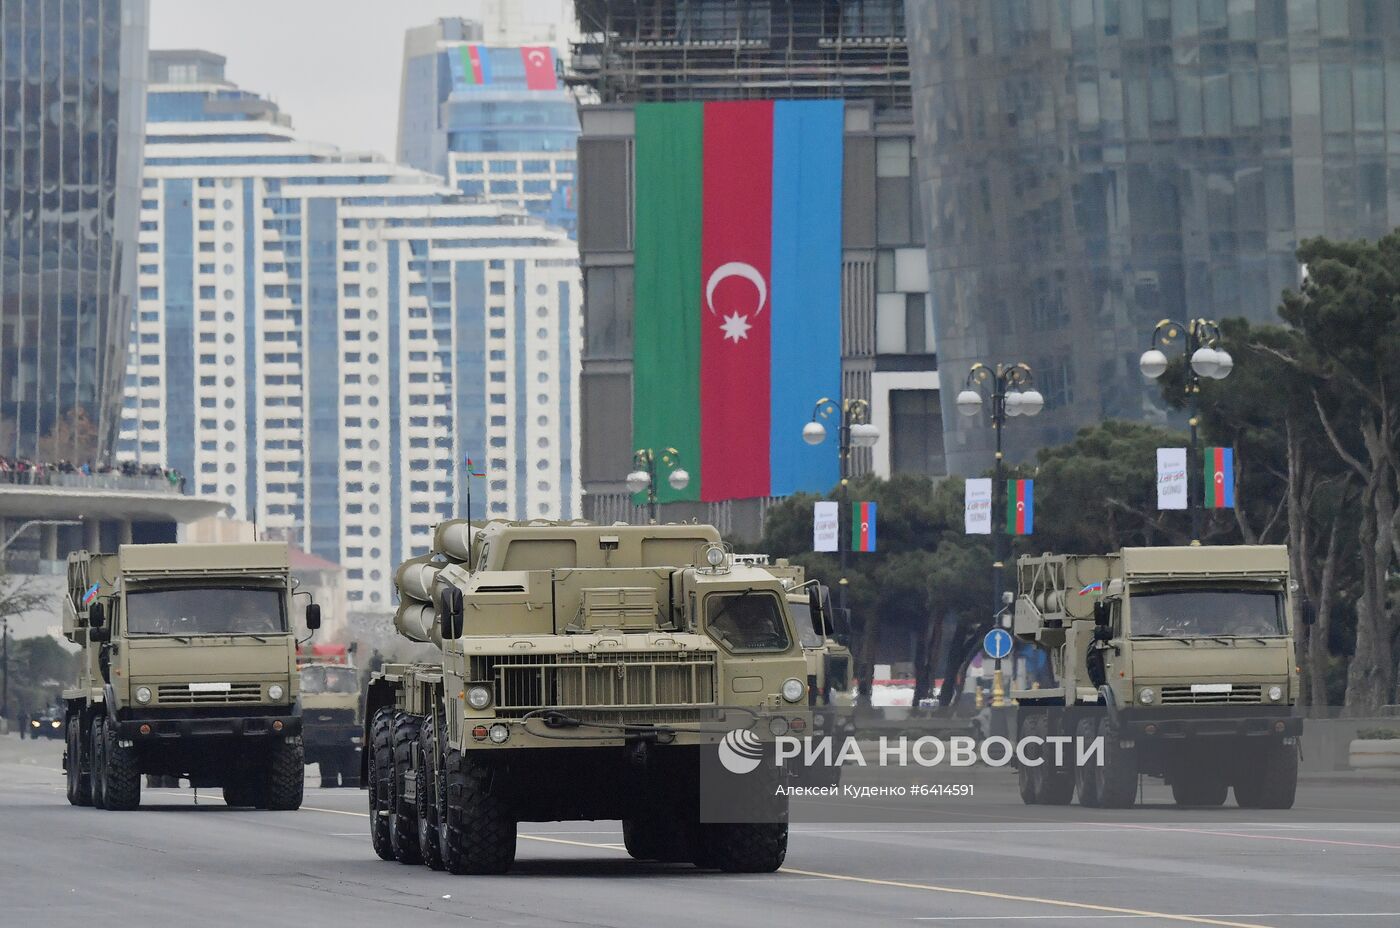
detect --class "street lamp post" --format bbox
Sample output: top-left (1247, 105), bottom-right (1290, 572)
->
top-left (625, 447), bottom-right (690, 525)
top-left (1138, 319), bottom-right (1233, 545)
top-left (956, 363), bottom-right (1044, 707)
top-left (803, 398), bottom-right (880, 631)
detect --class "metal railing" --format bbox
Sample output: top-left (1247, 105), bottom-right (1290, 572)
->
top-left (0, 471), bottom-right (185, 494)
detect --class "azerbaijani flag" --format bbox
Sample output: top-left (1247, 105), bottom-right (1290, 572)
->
top-left (465, 456), bottom-right (485, 478)
top-left (853, 501), bottom-right (877, 552)
top-left (1205, 446), bottom-right (1235, 508)
top-left (82, 582), bottom-right (99, 605)
top-left (1008, 479), bottom-right (1033, 535)
top-left (633, 100), bottom-right (844, 502)
top-left (455, 45), bottom-right (492, 86)
top-left (1079, 581), bottom-right (1103, 596)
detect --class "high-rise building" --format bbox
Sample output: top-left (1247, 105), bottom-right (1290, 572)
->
top-left (398, 18), bottom-right (580, 237)
top-left (0, 0), bottom-right (150, 459)
top-left (907, 2), bottom-right (1400, 474)
top-left (122, 52), bottom-right (581, 607)
top-left (571, 0), bottom-right (938, 539)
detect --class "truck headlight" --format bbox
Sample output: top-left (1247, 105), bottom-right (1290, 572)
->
top-left (466, 685), bottom-right (492, 710)
top-left (781, 678), bottom-right (806, 703)
top-left (135, 686), bottom-right (152, 705)
top-left (1138, 687), bottom-right (1155, 705)
top-left (268, 684), bottom-right (285, 702)
top-left (1267, 685), bottom-right (1284, 702)
top-left (487, 723), bottom-right (510, 744)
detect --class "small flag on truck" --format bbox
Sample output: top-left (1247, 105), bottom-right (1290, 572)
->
top-left (82, 582), bottom-right (99, 605)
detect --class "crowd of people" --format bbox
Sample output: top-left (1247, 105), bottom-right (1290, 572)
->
top-left (0, 457), bottom-right (185, 491)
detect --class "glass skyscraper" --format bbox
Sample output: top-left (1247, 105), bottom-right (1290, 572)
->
top-left (907, 1), bottom-right (1400, 474)
top-left (0, 0), bottom-right (149, 460)
top-left (398, 18), bottom-right (580, 237)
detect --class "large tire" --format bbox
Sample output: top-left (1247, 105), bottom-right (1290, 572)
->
top-left (1172, 769), bottom-right (1229, 807)
top-left (390, 713), bottom-right (423, 864)
top-left (622, 818), bottom-right (661, 860)
top-left (1235, 740), bottom-right (1298, 810)
top-left (264, 736), bottom-right (304, 811)
top-left (102, 718), bottom-right (141, 810)
top-left (1018, 712), bottom-right (1075, 806)
top-left (1074, 717), bottom-right (1100, 808)
top-left (340, 749), bottom-right (361, 788)
top-left (66, 718), bottom-right (91, 807)
top-left (441, 747), bottom-right (516, 875)
top-left (368, 707), bottom-right (396, 861)
top-left (1094, 716), bottom-right (1138, 809)
top-left (89, 718), bottom-right (107, 810)
top-left (623, 815), bottom-right (694, 863)
top-left (416, 717), bottom-right (446, 871)
top-left (698, 822), bottom-right (787, 873)
top-left (222, 779), bottom-right (260, 808)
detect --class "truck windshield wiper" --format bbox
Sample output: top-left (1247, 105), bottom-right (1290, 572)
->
top-left (708, 587), bottom-right (757, 627)
top-left (1135, 634), bottom-right (1193, 646)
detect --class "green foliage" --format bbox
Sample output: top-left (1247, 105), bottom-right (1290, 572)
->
top-left (4, 635), bottom-right (76, 721)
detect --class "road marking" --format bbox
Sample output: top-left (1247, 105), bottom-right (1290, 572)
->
top-left (1103, 822), bottom-right (1400, 851)
top-left (780, 868), bottom-right (1279, 928)
top-left (912, 917), bottom-right (1400, 922)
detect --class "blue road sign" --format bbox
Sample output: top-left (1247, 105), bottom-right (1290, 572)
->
top-left (983, 627), bottom-right (1013, 661)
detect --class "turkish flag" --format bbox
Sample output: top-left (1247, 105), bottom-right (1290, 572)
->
top-left (520, 47), bottom-right (556, 90)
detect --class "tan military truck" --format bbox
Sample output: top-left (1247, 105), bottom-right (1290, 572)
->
top-left (363, 520), bottom-right (810, 875)
top-left (298, 646), bottom-right (362, 788)
top-left (61, 543), bottom-right (320, 811)
top-left (1011, 545), bottom-right (1300, 809)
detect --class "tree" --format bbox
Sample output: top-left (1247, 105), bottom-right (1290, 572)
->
top-left (1274, 235), bottom-right (1400, 712)
top-left (0, 572), bottom-right (62, 723)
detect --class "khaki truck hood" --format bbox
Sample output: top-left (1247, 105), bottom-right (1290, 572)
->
top-left (124, 637), bottom-right (295, 681)
top-left (1130, 638), bottom-right (1292, 686)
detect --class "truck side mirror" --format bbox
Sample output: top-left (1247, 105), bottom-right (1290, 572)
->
top-left (830, 605), bottom-right (852, 646)
top-left (1093, 600), bottom-right (1109, 626)
top-left (89, 626), bottom-right (111, 643)
top-left (1093, 624), bottom-right (1114, 642)
top-left (305, 603), bottom-right (322, 631)
top-left (808, 585), bottom-right (827, 637)
top-left (88, 602), bottom-right (106, 629)
top-left (440, 586), bottom-right (464, 641)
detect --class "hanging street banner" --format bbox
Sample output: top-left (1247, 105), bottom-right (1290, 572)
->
top-left (1007, 479), bottom-right (1034, 535)
top-left (853, 501), bottom-right (877, 552)
top-left (1157, 447), bottom-right (1188, 510)
top-left (1205, 446), bottom-right (1236, 508)
top-left (965, 478), bottom-right (992, 534)
top-left (813, 500), bottom-right (839, 552)
top-left (632, 100), bottom-right (845, 503)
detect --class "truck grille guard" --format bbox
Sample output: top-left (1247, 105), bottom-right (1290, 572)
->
top-left (471, 650), bottom-right (720, 716)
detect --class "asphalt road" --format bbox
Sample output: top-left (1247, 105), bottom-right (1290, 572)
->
top-left (2, 733), bottom-right (1399, 928)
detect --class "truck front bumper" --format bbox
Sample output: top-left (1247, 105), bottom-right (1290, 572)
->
top-left (117, 710), bottom-right (301, 740)
top-left (302, 723), bottom-right (360, 750)
top-left (1117, 707), bottom-right (1301, 740)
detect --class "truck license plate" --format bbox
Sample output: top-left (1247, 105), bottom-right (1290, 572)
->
top-left (189, 682), bottom-right (232, 693)
top-left (1190, 683), bottom-right (1233, 694)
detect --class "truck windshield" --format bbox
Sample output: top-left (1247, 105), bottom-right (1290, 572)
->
top-left (301, 665), bottom-right (359, 694)
top-left (788, 602), bottom-right (824, 648)
top-left (705, 591), bottom-right (791, 651)
top-left (126, 587), bottom-right (286, 636)
top-left (1129, 589), bottom-right (1284, 638)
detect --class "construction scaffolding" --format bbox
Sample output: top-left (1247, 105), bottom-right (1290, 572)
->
top-left (570, 0), bottom-right (910, 110)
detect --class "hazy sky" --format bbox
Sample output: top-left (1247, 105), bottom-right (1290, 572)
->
top-left (149, 0), bottom-right (570, 162)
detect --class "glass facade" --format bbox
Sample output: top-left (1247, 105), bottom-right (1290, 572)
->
top-left (0, 0), bottom-right (149, 459)
top-left (907, 0), bottom-right (1400, 474)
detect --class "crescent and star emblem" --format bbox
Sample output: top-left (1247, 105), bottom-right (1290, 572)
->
top-left (526, 49), bottom-right (548, 66)
top-left (705, 261), bottom-right (767, 343)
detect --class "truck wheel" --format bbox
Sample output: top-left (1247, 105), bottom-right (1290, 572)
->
top-left (697, 823), bottom-right (787, 873)
top-left (102, 718), bottom-right (142, 811)
top-left (1074, 717), bottom-right (1100, 807)
top-left (1171, 770), bottom-right (1228, 807)
top-left (318, 756), bottom-right (338, 789)
top-left (1018, 712), bottom-right (1075, 805)
top-left (416, 717), bottom-right (445, 871)
top-left (441, 747), bottom-right (516, 874)
top-left (368, 707), bottom-right (396, 861)
top-left (1094, 717), bottom-right (1138, 809)
top-left (341, 749), bottom-right (360, 788)
top-left (1234, 740), bottom-right (1298, 810)
top-left (622, 818), bottom-right (661, 860)
top-left (264, 736), bottom-right (305, 811)
top-left (222, 779), bottom-right (259, 807)
top-left (89, 718), bottom-right (108, 810)
top-left (390, 713), bottom-right (423, 864)
top-left (66, 718), bottom-right (92, 807)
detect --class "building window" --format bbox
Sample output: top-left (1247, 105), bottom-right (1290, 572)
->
top-left (889, 390), bottom-right (945, 477)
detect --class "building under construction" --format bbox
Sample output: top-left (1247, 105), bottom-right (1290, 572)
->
top-left (570, 0), bottom-right (909, 110)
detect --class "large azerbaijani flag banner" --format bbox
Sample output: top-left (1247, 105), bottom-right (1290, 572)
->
top-left (633, 100), bottom-right (844, 503)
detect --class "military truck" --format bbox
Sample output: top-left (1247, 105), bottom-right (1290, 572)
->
top-left (298, 646), bottom-right (362, 788)
top-left (61, 543), bottom-right (320, 811)
top-left (1011, 545), bottom-right (1300, 809)
top-left (734, 556), bottom-right (852, 713)
top-left (363, 520), bottom-right (810, 875)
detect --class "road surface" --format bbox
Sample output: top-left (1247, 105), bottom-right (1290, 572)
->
top-left (2, 734), bottom-right (1398, 927)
